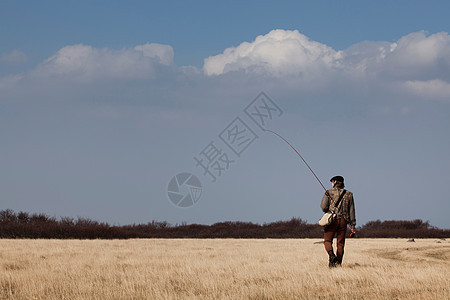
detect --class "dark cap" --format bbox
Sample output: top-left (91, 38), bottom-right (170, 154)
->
top-left (330, 175), bottom-right (344, 183)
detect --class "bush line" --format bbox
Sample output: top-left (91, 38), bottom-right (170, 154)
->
top-left (0, 209), bottom-right (448, 239)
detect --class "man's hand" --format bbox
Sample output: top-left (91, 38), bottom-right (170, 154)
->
top-left (349, 227), bottom-right (356, 238)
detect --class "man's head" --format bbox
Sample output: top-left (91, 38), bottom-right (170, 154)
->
top-left (330, 175), bottom-right (344, 188)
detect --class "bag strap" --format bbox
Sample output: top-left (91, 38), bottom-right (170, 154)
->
top-left (333, 189), bottom-right (346, 213)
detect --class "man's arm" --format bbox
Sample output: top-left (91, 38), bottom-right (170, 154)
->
top-left (349, 195), bottom-right (356, 229)
top-left (320, 193), bottom-right (330, 212)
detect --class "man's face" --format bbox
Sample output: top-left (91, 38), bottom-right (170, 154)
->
top-left (331, 180), bottom-right (336, 188)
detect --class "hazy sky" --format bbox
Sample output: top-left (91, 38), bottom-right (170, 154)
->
top-left (1, 1), bottom-right (449, 228)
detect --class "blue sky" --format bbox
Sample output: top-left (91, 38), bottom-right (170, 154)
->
top-left (1, 1), bottom-right (450, 228)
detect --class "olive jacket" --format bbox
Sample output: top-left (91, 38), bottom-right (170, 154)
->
top-left (320, 187), bottom-right (356, 228)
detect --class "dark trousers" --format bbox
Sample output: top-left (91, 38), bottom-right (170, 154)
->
top-left (324, 217), bottom-right (348, 262)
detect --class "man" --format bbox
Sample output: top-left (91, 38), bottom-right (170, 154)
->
top-left (320, 175), bottom-right (356, 267)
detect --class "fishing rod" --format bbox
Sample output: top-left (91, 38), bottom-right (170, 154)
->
top-left (263, 128), bottom-right (332, 201)
top-left (264, 128), bottom-right (356, 235)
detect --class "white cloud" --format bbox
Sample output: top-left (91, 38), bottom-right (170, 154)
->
top-left (337, 31), bottom-right (450, 80)
top-left (0, 43), bottom-right (176, 100)
top-left (336, 41), bottom-right (393, 75)
top-left (134, 43), bottom-right (174, 65)
top-left (204, 30), bottom-right (450, 81)
top-left (30, 43), bottom-right (174, 82)
top-left (203, 29), bottom-right (450, 101)
top-left (382, 31), bottom-right (450, 80)
top-left (1, 30), bottom-right (450, 103)
top-left (403, 79), bottom-right (450, 101)
top-left (203, 29), bottom-right (338, 77)
top-left (390, 31), bottom-right (450, 67)
top-left (0, 50), bottom-right (27, 63)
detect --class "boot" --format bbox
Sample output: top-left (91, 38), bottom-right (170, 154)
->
top-left (336, 252), bottom-right (343, 266)
top-left (328, 250), bottom-right (337, 268)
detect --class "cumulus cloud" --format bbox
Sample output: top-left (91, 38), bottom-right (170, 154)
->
top-left (381, 31), bottom-right (450, 81)
top-left (204, 30), bottom-right (450, 79)
top-left (30, 43), bottom-right (174, 82)
top-left (203, 29), bottom-right (338, 77)
top-left (0, 50), bottom-right (28, 63)
top-left (203, 29), bottom-right (450, 100)
top-left (134, 43), bottom-right (174, 65)
top-left (0, 43), bottom-right (177, 100)
top-left (403, 79), bottom-right (450, 100)
top-left (336, 41), bottom-right (393, 74)
top-left (1, 30), bottom-right (450, 102)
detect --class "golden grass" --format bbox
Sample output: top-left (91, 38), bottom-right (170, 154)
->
top-left (0, 238), bottom-right (449, 299)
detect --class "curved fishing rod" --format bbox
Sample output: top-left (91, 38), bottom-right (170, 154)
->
top-left (263, 128), bottom-right (332, 200)
top-left (264, 128), bottom-right (357, 233)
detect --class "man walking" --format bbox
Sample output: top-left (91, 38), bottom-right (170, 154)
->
top-left (320, 176), bottom-right (356, 267)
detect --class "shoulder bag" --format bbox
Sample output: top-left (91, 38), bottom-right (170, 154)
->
top-left (318, 190), bottom-right (346, 226)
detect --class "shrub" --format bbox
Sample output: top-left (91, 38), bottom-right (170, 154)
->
top-left (0, 210), bottom-right (448, 239)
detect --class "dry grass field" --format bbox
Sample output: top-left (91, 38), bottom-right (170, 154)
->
top-left (0, 238), bottom-right (449, 299)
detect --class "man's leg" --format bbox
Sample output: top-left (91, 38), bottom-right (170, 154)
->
top-left (335, 218), bottom-right (348, 265)
top-left (324, 221), bottom-right (338, 267)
